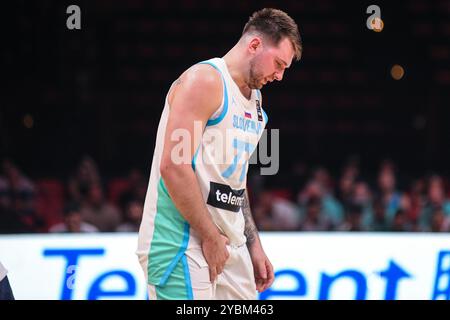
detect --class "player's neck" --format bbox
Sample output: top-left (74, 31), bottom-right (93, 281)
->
top-left (223, 48), bottom-right (252, 99)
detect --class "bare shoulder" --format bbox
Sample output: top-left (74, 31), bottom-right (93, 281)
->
top-left (168, 63), bottom-right (223, 108)
top-left (183, 63), bottom-right (222, 89)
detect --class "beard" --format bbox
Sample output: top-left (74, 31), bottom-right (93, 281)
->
top-left (247, 58), bottom-right (265, 90)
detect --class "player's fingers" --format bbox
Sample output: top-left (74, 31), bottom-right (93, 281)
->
top-left (266, 261), bottom-right (275, 285)
top-left (256, 278), bottom-right (264, 292)
top-left (262, 279), bottom-right (271, 292)
top-left (259, 262), bottom-right (274, 292)
top-left (258, 276), bottom-right (269, 292)
top-left (209, 266), bottom-right (217, 283)
top-left (217, 264), bottom-right (224, 275)
top-left (260, 265), bottom-right (267, 280)
top-left (220, 234), bottom-right (230, 245)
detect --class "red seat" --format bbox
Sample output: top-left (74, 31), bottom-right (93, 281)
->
top-left (35, 179), bottom-right (65, 232)
top-left (108, 178), bottom-right (130, 205)
top-left (271, 189), bottom-right (293, 201)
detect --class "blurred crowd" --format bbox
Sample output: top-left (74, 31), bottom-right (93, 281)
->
top-left (251, 159), bottom-right (450, 232)
top-left (0, 157), bottom-right (449, 234)
top-left (0, 156), bottom-right (146, 234)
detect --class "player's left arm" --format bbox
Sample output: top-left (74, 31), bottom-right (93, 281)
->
top-left (243, 189), bottom-right (274, 292)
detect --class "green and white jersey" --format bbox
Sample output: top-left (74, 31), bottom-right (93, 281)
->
top-left (137, 58), bottom-right (268, 288)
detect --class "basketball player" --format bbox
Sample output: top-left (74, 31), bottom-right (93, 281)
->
top-left (137, 8), bottom-right (302, 300)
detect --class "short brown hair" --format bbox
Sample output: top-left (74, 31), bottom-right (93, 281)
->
top-left (242, 8), bottom-right (302, 61)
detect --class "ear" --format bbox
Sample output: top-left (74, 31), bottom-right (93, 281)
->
top-left (248, 36), bottom-right (263, 54)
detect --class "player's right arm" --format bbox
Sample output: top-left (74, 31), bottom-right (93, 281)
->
top-left (159, 64), bottom-right (229, 283)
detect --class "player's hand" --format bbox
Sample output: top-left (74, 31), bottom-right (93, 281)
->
top-left (249, 246), bottom-right (274, 292)
top-left (201, 233), bottom-right (230, 283)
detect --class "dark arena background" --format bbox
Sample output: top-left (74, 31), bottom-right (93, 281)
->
top-left (1, 0), bottom-right (450, 300)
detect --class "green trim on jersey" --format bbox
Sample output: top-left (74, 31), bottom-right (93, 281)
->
top-left (147, 177), bottom-right (190, 287)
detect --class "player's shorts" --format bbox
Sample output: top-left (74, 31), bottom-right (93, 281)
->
top-left (142, 243), bottom-right (257, 300)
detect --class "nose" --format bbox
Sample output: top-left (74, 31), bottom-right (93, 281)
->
top-left (274, 70), bottom-right (284, 81)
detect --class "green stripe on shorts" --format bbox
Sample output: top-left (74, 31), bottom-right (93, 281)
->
top-left (155, 254), bottom-right (193, 300)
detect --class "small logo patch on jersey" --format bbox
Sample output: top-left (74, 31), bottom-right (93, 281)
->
top-left (256, 100), bottom-right (263, 122)
top-left (244, 112), bottom-right (252, 119)
top-left (207, 182), bottom-right (245, 212)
